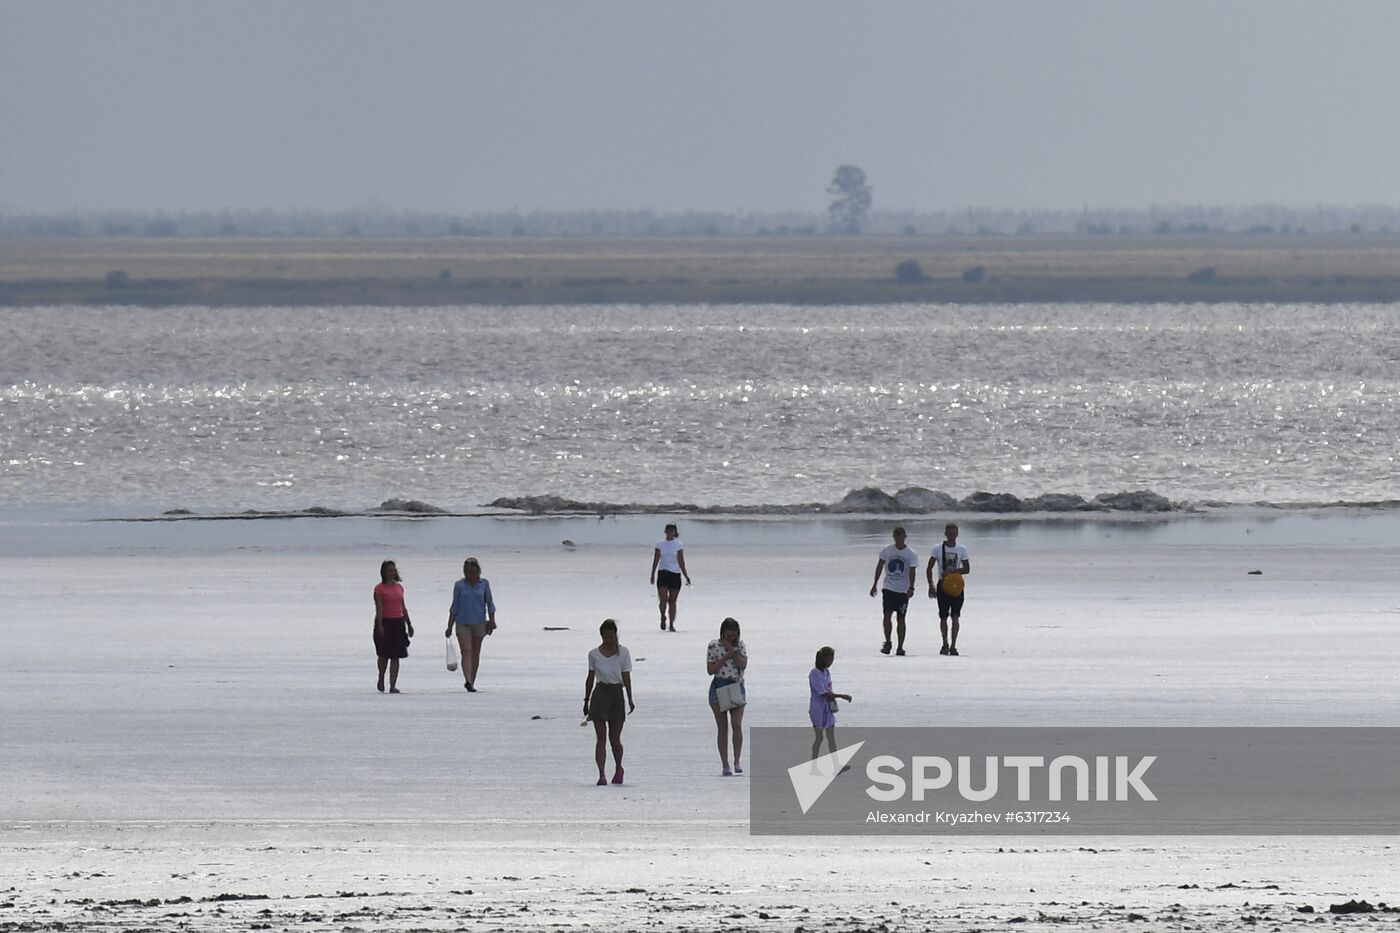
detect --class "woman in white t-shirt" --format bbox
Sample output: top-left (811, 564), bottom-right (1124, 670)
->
top-left (584, 618), bottom-right (635, 786)
top-left (706, 617), bottom-right (748, 776)
top-left (649, 522), bottom-right (691, 631)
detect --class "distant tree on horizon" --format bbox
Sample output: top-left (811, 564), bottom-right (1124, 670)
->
top-left (827, 164), bottom-right (872, 235)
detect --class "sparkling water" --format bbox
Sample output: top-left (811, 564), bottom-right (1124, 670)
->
top-left (3, 303), bottom-right (1398, 512)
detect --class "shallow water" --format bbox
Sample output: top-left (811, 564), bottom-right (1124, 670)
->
top-left (3, 303), bottom-right (1399, 511)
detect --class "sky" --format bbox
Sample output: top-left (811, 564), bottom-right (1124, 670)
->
top-left (5, 0), bottom-right (1400, 215)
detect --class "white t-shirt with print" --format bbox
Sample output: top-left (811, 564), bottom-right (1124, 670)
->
top-left (934, 543), bottom-right (970, 579)
top-left (879, 544), bottom-right (918, 594)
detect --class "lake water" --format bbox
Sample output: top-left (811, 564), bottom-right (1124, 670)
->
top-left (3, 303), bottom-right (1398, 513)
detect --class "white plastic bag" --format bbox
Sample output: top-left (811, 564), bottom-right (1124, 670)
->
top-left (446, 635), bottom-right (460, 672)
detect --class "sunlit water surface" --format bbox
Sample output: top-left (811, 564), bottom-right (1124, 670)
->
top-left (2, 303), bottom-right (1398, 512)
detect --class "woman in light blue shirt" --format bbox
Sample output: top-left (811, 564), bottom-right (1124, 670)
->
top-left (445, 557), bottom-right (496, 692)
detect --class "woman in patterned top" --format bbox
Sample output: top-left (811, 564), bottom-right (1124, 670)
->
top-left (706, 617), bottom-right (748, 776)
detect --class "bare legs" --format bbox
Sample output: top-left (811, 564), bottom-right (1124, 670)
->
top-left (657, 586), bottom-right (679, 631)
top-left (880, 611), bottom-right (907, 652)
top-left (729, 706), bottom-right (744, 771)
top-left (593, 720), bottom-right (607, 781)
top-left (593, 719), bottom-right (625, 784)
top-left (455, 629), bottom-right (485, 688)
top-left (376, 656), bottom-right (400, 693)
top-left (939, 616), bottom-right (960, 652)
top-left (811, 725), bottom-right (837, 759)
top-left (711, 703), bottom-right (745, 772)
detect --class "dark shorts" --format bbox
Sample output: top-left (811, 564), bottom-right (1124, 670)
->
top-left (589, 683), bottom-right (627, 724)
top-left (936, 584), bottom-right (966, 620)
top-left (657, 570), bottom-right (683, 592)
top-left (881, 589), bottom-right (910, 616)
top-left (373, 616), bottom-right (410, 659)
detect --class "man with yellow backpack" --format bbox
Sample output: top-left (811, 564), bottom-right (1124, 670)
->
top-left (927, 523), bottom-right (971, 656)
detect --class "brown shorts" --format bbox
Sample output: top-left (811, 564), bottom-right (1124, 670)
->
top-left (588, 683), bottom-right (627, 723)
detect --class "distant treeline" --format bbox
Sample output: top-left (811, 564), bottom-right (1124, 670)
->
top-left (4, 204), bottom-right (1400, 238)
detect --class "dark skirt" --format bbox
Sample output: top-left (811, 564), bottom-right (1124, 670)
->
top-left (374, 616), bottom-right (410, 659)
top-left (589, 683), bottom-right (626, 724)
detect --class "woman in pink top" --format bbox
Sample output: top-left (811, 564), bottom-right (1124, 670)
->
top-left (373, 559), bottom-right (414, 693)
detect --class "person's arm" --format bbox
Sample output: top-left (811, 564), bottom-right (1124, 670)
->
top-left (650, 547), bottom-right (660, 584)
top-left (677, 548), bottom-right (690, 584)
top-left (374, 589), bottom-right (384, 634)
top-left (927, 553), bottom-right (937, 596)
top-left (445, 581), bottom-right (457, 637)
top-left (870, 559), bottom-right (885, 596)
top-left (706, 643), bottom-right (724, 675)
top-left (622, 670), bottom-right (635, 712)
top-left (583, 669), bottom-right (595, 716)
top-left (734, 643), bottom-right (748, 673)
top-left (906, 562), bottom-right (916, 596)
top-left (402, 594), bottom-right (413, 637)
top-left (960, 554), bottom-right (971, 575)
top-left (484, 581), bottom-right (497, 632)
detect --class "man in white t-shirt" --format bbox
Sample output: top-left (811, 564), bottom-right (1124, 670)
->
top-left (869, 525), bottom-right (918, 656)
top-left (649, 522), bottom-right (691, 632)
top-left (926, 522), bottom-right (971, 656)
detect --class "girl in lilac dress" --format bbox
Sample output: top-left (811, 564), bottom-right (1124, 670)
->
top-left (809, 646), bottom-right (852, 760)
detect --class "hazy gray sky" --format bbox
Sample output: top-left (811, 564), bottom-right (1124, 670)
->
top-left (5, 1), bottom-right (1400, 215)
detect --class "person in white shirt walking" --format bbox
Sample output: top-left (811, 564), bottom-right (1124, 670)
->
top-left (869, 525), bottom-right (918, 656)
top-left (584, 618), bottom-right (635, 785)
top-left (649, 523), bottom-right (691, 631)
top-left (927, 523), bottom-right (972, 656)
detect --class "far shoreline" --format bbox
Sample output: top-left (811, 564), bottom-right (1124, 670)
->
top-left (7, 233), bottom-right (1400, 306)
top-left (89, 500), bottom-right (1400, 523)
